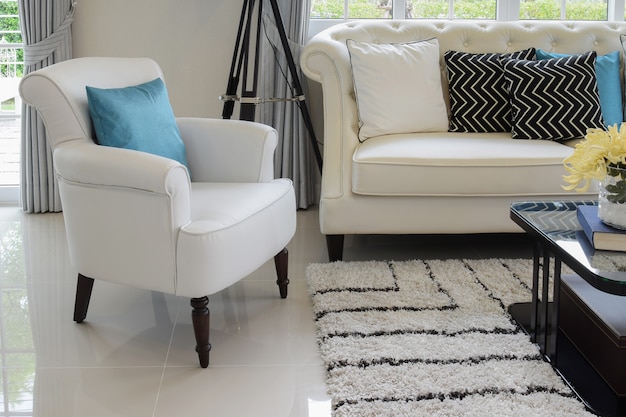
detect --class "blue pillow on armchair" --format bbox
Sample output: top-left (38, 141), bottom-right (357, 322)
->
top-left (536, 49), bottom-right (623, 128)
top-left (86, 78), bottom-right (190, 172)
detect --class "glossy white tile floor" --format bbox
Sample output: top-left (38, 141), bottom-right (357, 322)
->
top-left (0, 205), bottom-right (532, 417)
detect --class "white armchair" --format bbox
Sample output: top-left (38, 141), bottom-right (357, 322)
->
top-left (19, 57), bottom-right (296, 368)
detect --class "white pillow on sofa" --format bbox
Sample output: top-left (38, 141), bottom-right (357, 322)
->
top-left (347, 38), bottom-right (449, 141)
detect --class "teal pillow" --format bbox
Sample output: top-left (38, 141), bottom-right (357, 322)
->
top-left (86, 78), bottom-right (190, 172)
top-left (536, 49), bottom-right (623, 128)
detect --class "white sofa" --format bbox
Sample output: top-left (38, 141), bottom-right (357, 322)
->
top-left (301, 20), bottom-right (626, 261)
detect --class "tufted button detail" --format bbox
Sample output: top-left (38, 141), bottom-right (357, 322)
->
top-left (463, 42), bottom-right (469, 47)
top-left (507, 41), bottom-right (512, 47)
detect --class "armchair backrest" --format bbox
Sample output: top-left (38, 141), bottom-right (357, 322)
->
top-left (19, 57), bottom-right (164, 149)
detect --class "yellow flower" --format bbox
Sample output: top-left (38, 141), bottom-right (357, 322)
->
top-left (563, 123), bottom-right (626, 192)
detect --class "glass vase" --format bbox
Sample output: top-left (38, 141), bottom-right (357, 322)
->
top-left (598, 165), bottom-right (626, 229)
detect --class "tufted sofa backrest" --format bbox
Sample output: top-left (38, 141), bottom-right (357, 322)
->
top-left (303, 20), bottom-right (626, 105)
top-left (321, 20), bottom-right (624, 54)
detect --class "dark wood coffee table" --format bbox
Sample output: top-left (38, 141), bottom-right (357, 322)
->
top-left (510, 200), bottom-right (626, 417)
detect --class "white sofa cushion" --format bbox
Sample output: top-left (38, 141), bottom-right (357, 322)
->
top-left (346, 38), bottom-right (449, 141)
top-left (352, 132), bottom-right (578, 196)
top-left (177, 179), bottom-right (296, 297)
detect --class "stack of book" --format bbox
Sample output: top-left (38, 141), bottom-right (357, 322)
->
top-left (577, 205), bottom-right (626, 252)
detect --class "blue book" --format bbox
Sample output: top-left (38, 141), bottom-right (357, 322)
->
top-left (577, 205), bottom-right (626, 251)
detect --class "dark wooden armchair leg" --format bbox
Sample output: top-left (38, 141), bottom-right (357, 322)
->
top-left (326, 234), bottom-right (345, 262)
top-left (274, 248), bottom-right (289, 299)
top-left (74, 273), bottom-right (95, 323)
top-left (191, 296), bottom-right (211, 368)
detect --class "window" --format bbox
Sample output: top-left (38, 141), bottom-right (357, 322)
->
top-left (311, 0), bottom-right (620, 21)
top-left (411, 0), bottom-right (497, 19)
top-left (0, 0), bottom-right (22, 203)
top-left (520, 0), bottom-right (608, 20)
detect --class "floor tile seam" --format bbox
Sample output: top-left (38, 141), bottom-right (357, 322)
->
top-left (159, 363), bottom-right (324, 369)
top-left (29, 365), bottom-right (168, 370)
top-left (154, 296), bottom-right (184, 417)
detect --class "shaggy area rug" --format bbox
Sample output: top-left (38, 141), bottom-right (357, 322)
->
top-left (306, 258), bottom-right (596, 417)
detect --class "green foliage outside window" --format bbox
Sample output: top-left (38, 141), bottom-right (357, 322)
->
top-left (520, 0), bottom-right (607, 20)
top-left (349, 0), bottom-right (387, 18)
top-left (311, 0), bottom-right (608, 20)
top-left (310, 0), bottom-right (342, 18)
top-left (411, 0), bottom-right (448, 18)
top-left (565, 0), bottom-right (607, 20)
top-left (519, 0), bottom-right (560, 19)
top-left (454, 0), bottom-right (496, 19)
top-left (0, 0), bottom-right (23, 78)
top-left (0, 1), bottom-right (19, 42)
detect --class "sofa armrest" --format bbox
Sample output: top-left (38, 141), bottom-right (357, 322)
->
top-left (301, 30), bottom-right (361, 200)
top-left (176, 117), bottom-right (278, 183)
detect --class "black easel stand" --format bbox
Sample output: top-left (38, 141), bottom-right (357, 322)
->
top-left (221, 0), bottom-right (323, 172)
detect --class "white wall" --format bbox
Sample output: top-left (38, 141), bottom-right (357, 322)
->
top-left (72, 0), bottom-right (242, 118)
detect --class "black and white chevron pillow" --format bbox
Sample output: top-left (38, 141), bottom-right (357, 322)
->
top-left (503, 51), bottom-right (604, 140)
top-left (445, 48), bottom-right (535, 133)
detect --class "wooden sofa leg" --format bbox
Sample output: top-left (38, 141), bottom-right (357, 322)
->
top-left (191, 296), bottom-right (211, 368)
top-left (74, 273), bottom-right (95, 323)
top-left (326, 234), bottom-right (345, 262)
top-left (274, 248), bottom-right (289, 299)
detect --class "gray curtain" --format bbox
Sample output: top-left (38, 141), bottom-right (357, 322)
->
top-left (259, 0), bottom-right (317, 209)
top-left (18, 0), bottom-right (75, 213)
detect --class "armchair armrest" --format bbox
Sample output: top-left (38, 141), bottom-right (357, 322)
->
top-left (54, 139), bottom-right (191, 196)
top-left (176, 118), bottom-right (277, 183)
top-left (53, 139), bottom-right (192, 294)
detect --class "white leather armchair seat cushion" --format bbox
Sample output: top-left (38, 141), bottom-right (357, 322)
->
top-left (176, 179), bottom-right (296, 298)
top-left (352, 132), bottom-right (578, 196)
